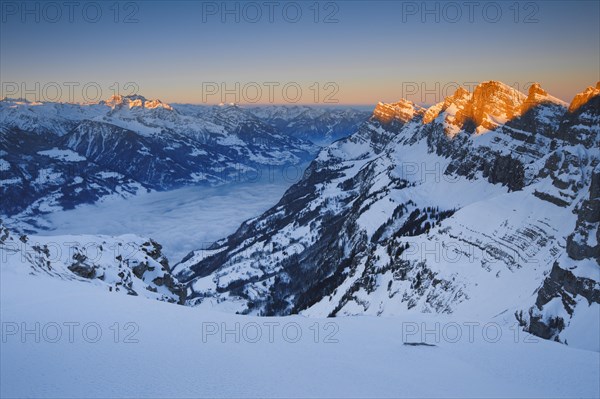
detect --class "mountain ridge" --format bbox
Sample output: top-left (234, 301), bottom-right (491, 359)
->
top-left (1, 98), bottom-right (367, 224)
top-left (175, 80), bottom-right (600, 350)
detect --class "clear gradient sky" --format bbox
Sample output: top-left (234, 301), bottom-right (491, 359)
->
top-left (1, 0), bottom-right (599, 105)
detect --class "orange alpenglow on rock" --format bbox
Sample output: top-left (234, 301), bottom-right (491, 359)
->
top-left (372, 80), bottom-right (599, 140)
top-left (422, 81), bottom-right (526, 136)
top-left (373, 99), bottom-right (421, 124)
top-left (421, 86), bottom-right (472, 134)
top-left (521, 83), bottom-right (568, 114)
top-left (104, 94), bottom-right (174, 111)
top-left (469, 81), bottom-right (526, 131)
top-left (521, 83), bottom-right (548, 114)
top-left (568, 82), bottom-right (600, 113)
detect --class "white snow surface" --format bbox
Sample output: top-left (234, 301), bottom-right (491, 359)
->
top-left (37, 148), bottom-right (87, 162)
top-left (1, 270), bottom-right (599, 399)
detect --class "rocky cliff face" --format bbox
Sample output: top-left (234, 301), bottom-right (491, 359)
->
top-left (518, 165), bottom-right (600, 345)
top-left (568, 82), bottom-right (600, 113)
top-left (558, 82), bottom-right (600, 149)
top-left (373, 99), bottom-right (422, 125)
top-left (176, 81), bottom-right (599, 350)
top-left (422, 86), bottom-right (472, 135)
top-left (467, 81), bottom-right (525, 131)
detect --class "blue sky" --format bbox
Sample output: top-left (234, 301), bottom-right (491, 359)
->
top-left (1, 0), bottom-right (599, 104)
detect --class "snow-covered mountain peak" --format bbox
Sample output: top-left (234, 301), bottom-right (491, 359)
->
top-left (423, 80), bottom-right (546, 136)
top-left (469, 80), bottom-right (526, 131)
top-left (104, 94), bottom-right (174, 111)
top-left (209, 102), bottom-right (258, 125)
top-left (422, 86), bottom-right (472, 128)
top-left (373, 99), bottom-right (421, 124)
top-left (380, 81), bottom-right (571, 139)
top-left (472, 80), bottom-right (525, 100)
top-left (522, 83), bottom-right (568, 112)
top-left (0, 97), bottom-right (38, 106)
top-left (528, 82), bottom-right (548, 97)
top-left (447, 86), bottom-right (473, 105)
top-left (568, 81), bottom-right (600, 112)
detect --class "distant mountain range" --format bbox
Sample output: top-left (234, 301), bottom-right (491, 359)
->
top-left (174, 81), bottom-right (600, 350)
top-left (0, 96), bottom-right (369, 225)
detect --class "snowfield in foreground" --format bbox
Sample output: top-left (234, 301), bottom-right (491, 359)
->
top-left (1, 270), bottom-right (598, 398)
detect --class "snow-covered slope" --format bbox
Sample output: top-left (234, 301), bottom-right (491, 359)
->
top-left (0, 127), bottom-right (149, 224)
top-left (0, 223), bottom-right (185, 303)
top-left (2, 268), bottom-right (599, 398)
top-left (0, 98), bottom-right (105, 136)
top-left (176, 81), bottom-right (600, 350)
